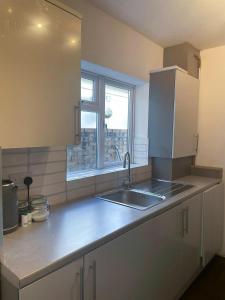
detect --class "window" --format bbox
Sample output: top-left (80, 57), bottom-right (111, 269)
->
top-left (104, 84), bottom-right (130, 166)
top-left (81, 77), bottom-right (96, 102)
top-left (67, 72), bottom-right (135, 177)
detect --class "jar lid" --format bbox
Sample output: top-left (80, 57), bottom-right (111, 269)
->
top-left (31, 195), bottom-right (48, 206)
top-left (18, 200), bottom-right (28, 209)
top-left (2, 179), bottom-right (15, 187)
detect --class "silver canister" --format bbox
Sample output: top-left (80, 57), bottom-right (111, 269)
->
top-left (2, 180), bottom-right (18, 234)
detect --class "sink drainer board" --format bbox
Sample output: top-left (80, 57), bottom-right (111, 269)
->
top-left (134, 180), bottom-right (194, 198)
top-left (97, 180), bottom-right (194, 210)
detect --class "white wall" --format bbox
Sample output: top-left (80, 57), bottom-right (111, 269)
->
top-left (197, 46), bottom-right (225, 169)
top-left (61, 0), bottom-right (163, 164)
top-left (197, 45), bottom-right (225, 255)
top-left (133, 83), bottom-right (150, 164)
top-left (135, 83), bottom-right (150, 138)
top-left (61, 0), bottom-right (163, 81)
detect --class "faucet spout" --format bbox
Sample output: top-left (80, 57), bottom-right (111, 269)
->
top-left (123, 152), bottom-right (131, 188)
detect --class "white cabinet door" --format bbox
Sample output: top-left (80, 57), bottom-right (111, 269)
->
top-left (202, 183), bottom-right (224, 266)
top-left (178, 193), bottom-right (202, 289)
top-left (173, 70), bottom-right (199, 158)
top-left (0, 0), bottom-right (81, 148)
top-left (84, 205), bottom-right (182, 300)
top-left (19, 258), bottom-right (83, 300)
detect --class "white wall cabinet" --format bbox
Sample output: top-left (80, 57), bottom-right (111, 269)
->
top-left (19, 258), bottom-right (83, 300)
top-left (0, 0), bottom-right (81, 148)
top-left (173, 70), bottom-right (199, 158)
top-left (149, 67), bottom-right (199, 158)
top-left (202, 183), bottom-right (224, 266)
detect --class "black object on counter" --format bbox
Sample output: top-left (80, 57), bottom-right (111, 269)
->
top-left (24, 177), bottom-right (33, 209)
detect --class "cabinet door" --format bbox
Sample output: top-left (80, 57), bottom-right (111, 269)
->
top-left (19, 258), bottom-right (83, 300)
top-left (84, 205), bottom-right (182, 300)
top-left (173, 70), bottom-right (199, 158)
top-left (149, 69), bottom-right (176, 158)
top-left (179, 193), bottom-right (202, 288)
top-left (0, 0), bottom-right (81, 148)
top-left (202, 183), bottom-right (224, 266)
top-left (0, 148), bottom-right (2, 246)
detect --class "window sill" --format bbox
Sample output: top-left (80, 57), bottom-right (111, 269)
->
top-left (67, 163), bottom-right (148, 182)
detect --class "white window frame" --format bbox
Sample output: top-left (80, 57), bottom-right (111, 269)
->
top-left (80, 70), bottom-right (135, 170)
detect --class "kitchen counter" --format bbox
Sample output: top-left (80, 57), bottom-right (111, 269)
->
top-left (1, 175), bottom-right (220, 289)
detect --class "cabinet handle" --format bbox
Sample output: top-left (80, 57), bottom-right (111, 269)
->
top-left (181, 209), bottom-right (185, 238)
top-left (185, 208), bottom-right (189, 235)
top-left (89, 261), bottom-right (96, 300)
top-left (74, 105), bottom-right (81, 144)
top-left (183, 208), bottom-right (189, 235)
top-left (75, 267), bottom-right (84, 300)
top-left (80, 267), bottom-right (84, 300)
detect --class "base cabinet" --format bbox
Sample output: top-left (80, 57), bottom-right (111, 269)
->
top-left (178, 194), bottom-right (202, 291)
top-left (4, 188), bottom-right (220, 300)
top-left (83, 193), bottom-right (202, 300)
top-left (19, 258), bottom-right (83, 300)
top-left (202, 183), bottom-right (224, 266)
top-left (84, 206), bottom-right (181, 300)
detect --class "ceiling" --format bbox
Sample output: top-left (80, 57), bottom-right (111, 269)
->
top-left (88, 0), bottom-right (225, 50)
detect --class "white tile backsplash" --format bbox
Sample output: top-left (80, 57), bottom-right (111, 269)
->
top-left (95, 179), bottom-right (117, 194)
top-left (67, 177), bottom-right (95, 191)
top-left (2, 153), bottom-right (28, 167)
top-left (29, 150), bottom-right (66, 164)
top-left (3, 165), bottom-right (28, 179)
top-left (2, 147), bottom-right (151, 206)
top-left (67, 185), bottom-right (96, 202)
top-left (48, 192), bottom-right (67, 206)
top-left (29, 161), bottom-right (66, 176)
top-left (2, 148), bottom-right (67, 204)
top-left (95, 172), bottom-right (118, 184)
top-left (31, 182), bottom-right (66, 197)
top-left (31, 172), bottom-right (66, 188)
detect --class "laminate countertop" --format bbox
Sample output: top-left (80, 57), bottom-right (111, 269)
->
top-left (1, 175), bottom-right (221, 289)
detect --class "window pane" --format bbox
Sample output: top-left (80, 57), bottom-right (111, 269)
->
top-left (104, 84), bottom-right (130, 165)
top-left (67, 111), bottom-right (97, 175)
top-left (81, 77), bottom-right (95, 102)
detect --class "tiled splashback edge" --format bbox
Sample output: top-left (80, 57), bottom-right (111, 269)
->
top-left (2, 147), bottom-right (151, 206)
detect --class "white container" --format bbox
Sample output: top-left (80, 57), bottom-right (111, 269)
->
top-left (21, 215), bottom-right (28, 227)
top-left (32, 209), bottom-right (49, 222)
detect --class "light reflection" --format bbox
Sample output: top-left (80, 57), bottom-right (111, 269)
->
top-left (37, 23), bottom-right (43, 29)
top-left (28, 19), bottom-right (48, 36)
top-left (7, 7), bottom-right (13, 14)
top-left (69, 38), bottom-right (78, 47)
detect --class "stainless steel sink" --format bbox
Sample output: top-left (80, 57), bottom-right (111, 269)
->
top-left (133, 180), bottom-right (194, 198)
top-left (98, 189), bottom-right (165, 210)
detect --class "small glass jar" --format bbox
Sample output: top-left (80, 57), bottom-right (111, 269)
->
top-left (30, 195), bottom-right (49, 222)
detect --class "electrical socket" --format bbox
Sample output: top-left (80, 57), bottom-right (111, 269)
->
top-left (9, 172), bottom-right (33, 188)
